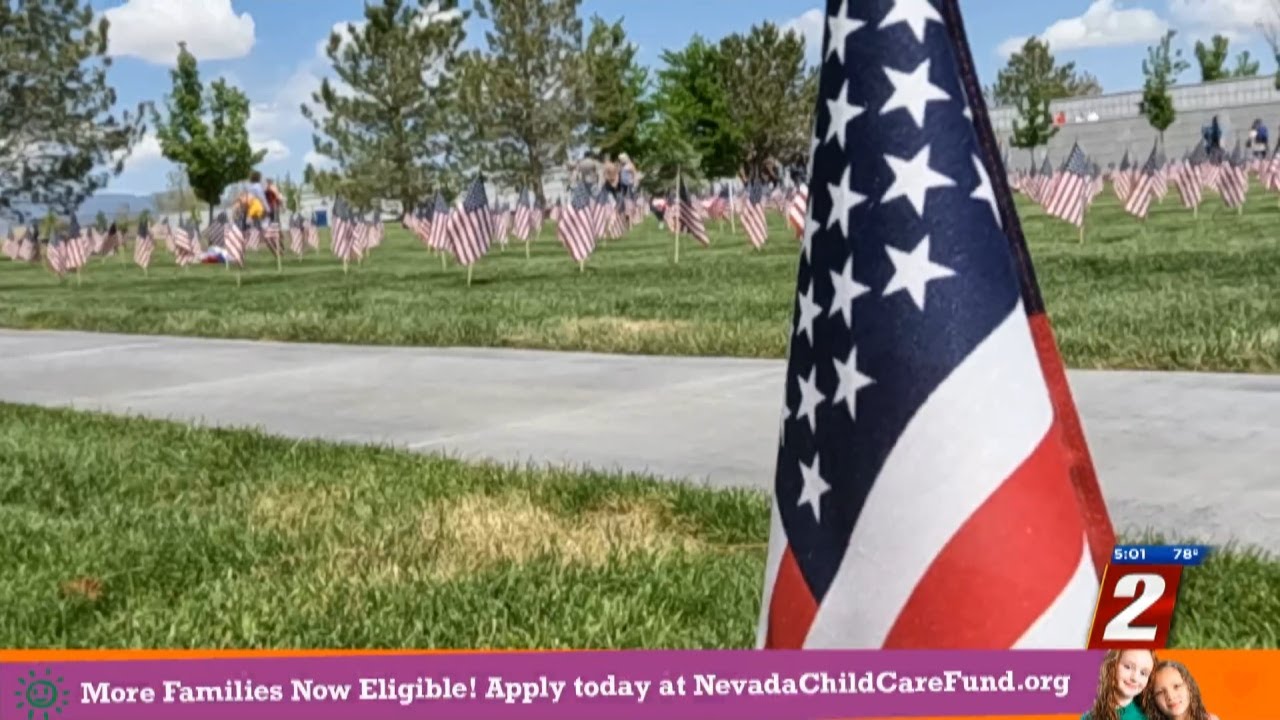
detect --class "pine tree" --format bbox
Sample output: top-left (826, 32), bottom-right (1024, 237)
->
top-left (303, 0), bottom-right (468, 210)
top-left (153, 42), bottom-right (265, 223)
top-left (0, 0), bottom-right (147, 219)
top-left (458, 0), bottom-right (587, 206)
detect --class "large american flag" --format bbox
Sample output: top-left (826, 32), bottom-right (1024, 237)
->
top-left (759, 0), bottom-right (1102, 650)
top-left (447, 175), bottom-right (494, 266)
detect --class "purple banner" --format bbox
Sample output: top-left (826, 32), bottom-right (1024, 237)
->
top-left (3, 650), bottom-right (1104, 719)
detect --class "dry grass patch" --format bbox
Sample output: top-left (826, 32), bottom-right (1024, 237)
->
top-left (251, 484), bottom-right (360, 538)
top-left (315, 492), bottom-right (705, 584)
top-left (421, 493), bottom-right (703, 575)
top-left (555, 316), bottom-right (696, 344)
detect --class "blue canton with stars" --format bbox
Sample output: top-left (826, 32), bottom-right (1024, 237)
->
top-left (775, 0), bottom-right (1027, 601)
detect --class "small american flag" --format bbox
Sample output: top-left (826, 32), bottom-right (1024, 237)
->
top-left (133, 218), bottom-right (153, 269)
top-left (1113, 149), bottom-right (1134, 201)
top-left (786, 183), bottom-right (809, 238)
top-left (427, 192), bottom-right (451, 251)
top-left (1175, 146), bottom-right (1204, 210)
top-left (1122, 142), bottom-right (1160, 219)
top-left (741, 180), bottom-right (769, 249)
top-left (1042, 142), bottom-right (1091, 227)
top-left (446, 175), bottom-right (494, 266)
top-left (556, 181), bottom-right (597, 264)
top-left (220, 212), bottom-right (246, 266)
top-left (1217, 141), bottom-right (1249, 209)
top-left (513, 188), bottom-right (533, 242)
top-left (676, 177), bottom-right (710, 246)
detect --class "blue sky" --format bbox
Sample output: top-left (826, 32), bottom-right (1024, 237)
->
top-left (94, 0), bottom-right (1277, 196)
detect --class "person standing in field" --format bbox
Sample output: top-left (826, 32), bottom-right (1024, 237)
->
top-left (619, 153), bottom-right (637, 199)
top-left (265, 179), bottom-right (284, 223)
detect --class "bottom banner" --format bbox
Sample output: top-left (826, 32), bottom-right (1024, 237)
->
top-left (2, 649), bottom-right (1274, 719)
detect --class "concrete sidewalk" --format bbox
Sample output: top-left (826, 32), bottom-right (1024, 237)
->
top-left (1, 329), bottom-right (1277, 554)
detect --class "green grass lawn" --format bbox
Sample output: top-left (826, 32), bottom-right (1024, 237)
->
top-left (1, 402), bottom-right (1276, 649)
top-left (1, 187), bottom-right (1278, 372)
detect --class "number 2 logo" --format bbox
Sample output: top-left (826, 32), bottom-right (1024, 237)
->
top-left (1102, 573), bottom-right (1166, 642)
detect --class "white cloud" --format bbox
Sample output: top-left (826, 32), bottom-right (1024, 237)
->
top-left (997, 0), bottom-right (1169, 57)
top-left (103, 0), bottom-right (255, 65)
top-left (1168, 0), bottom-right (1280, 39)
top-left (252, 138), bottom-right (290, 162)
top-left (304, 150), bottom-right (336, 170)
top-left (783, 8), bottom-right (824, 65)
top-left (114, 132), bottom-right (163, 170)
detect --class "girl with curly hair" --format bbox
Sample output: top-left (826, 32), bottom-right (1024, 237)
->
top-left (1082, 649), bottom-right (1157, 720)
top-left (1146, 660), bottom-right (1221, 720)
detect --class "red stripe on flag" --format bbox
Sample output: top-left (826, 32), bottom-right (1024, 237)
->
top-left (883, 422), bottom-right (1084, 648)
top-left (1027, 312), bottom-right (1114, 578)
top-left (764, 546), bottom-right (819, 649)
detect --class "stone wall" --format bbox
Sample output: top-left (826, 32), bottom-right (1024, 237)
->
top-left (988, 75), bottom-right (1280, 170)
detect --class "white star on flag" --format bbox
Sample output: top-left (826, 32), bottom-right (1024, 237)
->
top-left (826, 81), bottom-right (865, 150)
top-left (827, 0), bottom-right (865, 64)
top-left (881, 58), bottom-right (950, 128)
top-left (826, 165), bottom-right (865, 238)
top-left (797, 453), bottom-right (830, 523)
top-left (796, 365), bottom-right (826, 434)
top-left (971, 154), bottom-right (1001, 228)
top-left (828, 255), bottom-right (870, 328)
top-left (795, 278), bottom-right (823, 345)
top-left (883, 235), bottom-right (956, 311)
top-left (831, 346), bottom-right (874, 422)
top-left (878, 0), bottom-right (943, 43)
top-left (882, 145), bottom-right (955, 217)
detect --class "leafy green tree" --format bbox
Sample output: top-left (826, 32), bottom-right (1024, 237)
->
top-left (457, 0), bottom-right (586, 206)
top-left (1232, 50), bottom-right (1260, 77)
top-left (281, 173), bottom-right (302, 216)
top-left (582, 15), bottom-right (650, 160)
top-left (637, 116), bottom-right (703, 194)
top-left (649, 36), bottom-right (738, 180)
top-left (1194, 34), bottom-right (1229, 82)
top-left (153, 168), bottom-right (201, 216)
top-left (94, 210), bottom-right (108, 230)
top-left (0, 0), bottom-right (147, 219)
top-left (303, 0), bottom-right (467, 210)
top-left (991, 37), bottom-right (1102, 107)
top-left (717, 22), bottom-right (812, 181)
top-left (1140, 30), bottom-right (1189, 147)
top-left (153, 42), bottom-right (265, 223)
top-left (1009, 85), bottom-right (1056, 167)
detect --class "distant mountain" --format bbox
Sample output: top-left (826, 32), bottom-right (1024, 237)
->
top-left (74, 192), bottom-right (158, 220)
top-left (0, 192), bottom-right (157, 228)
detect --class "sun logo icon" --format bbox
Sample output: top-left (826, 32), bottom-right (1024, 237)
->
top-left (14, 668), bottom-right (71, 720)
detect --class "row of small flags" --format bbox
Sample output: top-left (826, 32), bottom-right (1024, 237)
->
top-left (3, 176), bottom-right (819, 279)
top-left (1011, 137), bottom-right (1273, 228)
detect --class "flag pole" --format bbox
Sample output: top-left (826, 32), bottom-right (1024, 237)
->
top-left (729, 183), bottom-right (737, 235)
top-left (467, 263), bottom-right (473, 287)
top-left (673, 167), bottom-right (682, 265)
